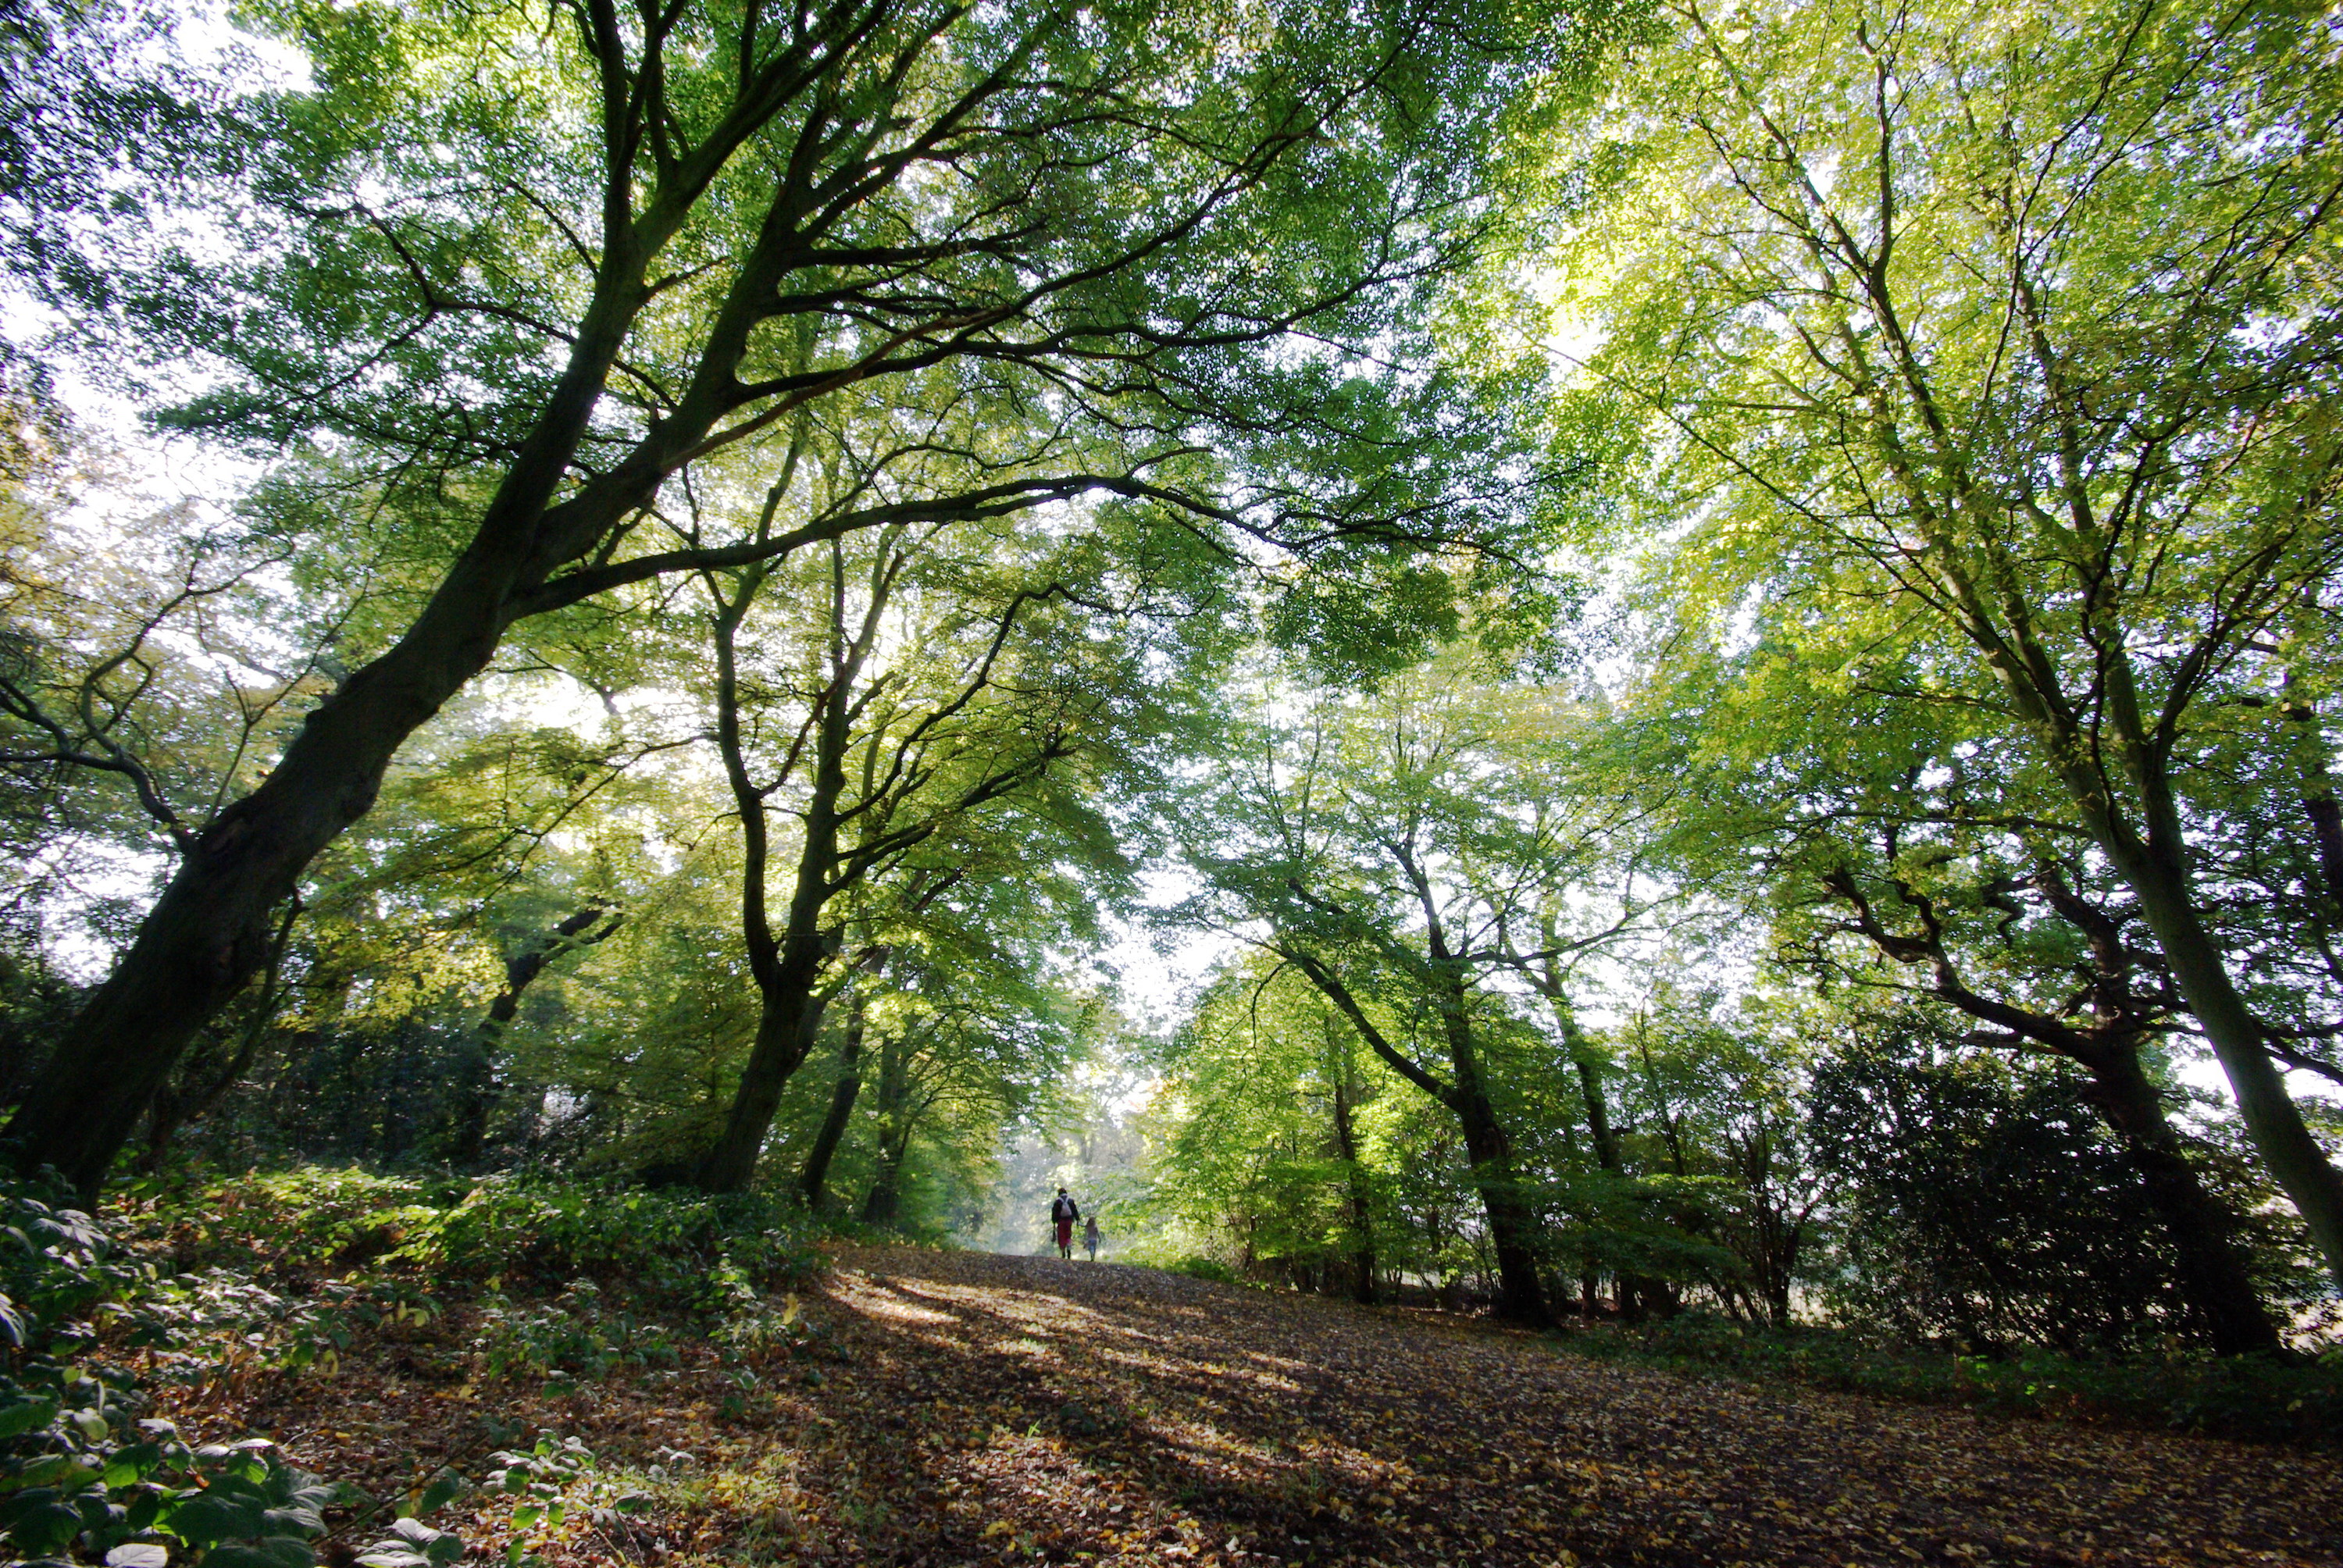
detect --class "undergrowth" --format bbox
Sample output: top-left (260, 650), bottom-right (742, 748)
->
top-left (1556, 1310), bottom-right (2343, 1447)
top-left (0, 1165), bottom-right (833, 1563)
top-left (119, 1167), bottom-right (820, 1306)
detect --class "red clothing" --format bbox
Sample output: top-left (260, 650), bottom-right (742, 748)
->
top-left (1055, 1217), bottom-right (1075, 1248)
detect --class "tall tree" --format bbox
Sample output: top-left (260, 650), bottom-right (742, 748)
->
top-left (10, 0), bottom-right (1561, 1194)
top-left (1172, 662), bottom-right (1644, 1323)
top-left (693, 459), bottom-right (1210, 1189)
top-left (1538, 0), bottom-right (2343, 1285)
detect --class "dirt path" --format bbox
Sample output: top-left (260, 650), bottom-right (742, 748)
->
top-left (761, 1247), bottom-right (2339, 1567)
top-left (223, 1244), bottom-right (2341, 1566)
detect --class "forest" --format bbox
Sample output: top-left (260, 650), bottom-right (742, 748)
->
top-left (3, 0), bottom-right (2343, 1562)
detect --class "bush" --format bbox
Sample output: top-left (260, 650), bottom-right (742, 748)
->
top-left (123, 1167), bottom-right (447, 1279)
top-left (128, 1169), bottom-right (822, 1311)
top-left (1807, 1041), bottom-right (2308, 1355)
top-left (468, 1280), bottom-right (682, 1384)
top-left (1159, 1256), bottom-right (1246, 1287)
top-left (1559, 1310), bottom-right (2343, 1447)
top-left (383, 1176), bottom-right (820, 1306)
top-left (0, 1174), bottom-right (371, 1564)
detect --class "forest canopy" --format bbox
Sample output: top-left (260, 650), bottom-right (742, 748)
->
top-left (2, 0), bottom-right (2341, 1408)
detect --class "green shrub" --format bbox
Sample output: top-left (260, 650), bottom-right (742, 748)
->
top-left (0, 1176), bottom-right (380, 1565)
top-left (130, 1169), bottom-right (823, 1312)
top-left (126, 1167), bottom-right (448, 1278)
top-left (467, 1281), bottom-right (682, 1385)
top-left (384, 1176), bottom-right (820, 1306)
top-left (1160, 1256), bottom-right (1246, 1286)
top-left (0, 1174), bottom-right (632, 1563)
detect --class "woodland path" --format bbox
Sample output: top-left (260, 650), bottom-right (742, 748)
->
top-left (225, 1245), bottom-right (2341, 1568)
top-left (710, 1246), bottom-right (2339, 1567)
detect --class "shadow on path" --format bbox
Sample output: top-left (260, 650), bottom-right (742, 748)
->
top-left (691, 1245), bottom-right (2342, 1568)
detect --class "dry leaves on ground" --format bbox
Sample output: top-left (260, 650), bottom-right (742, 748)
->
top-left (181, 1245), bottom-right (2343, 1568)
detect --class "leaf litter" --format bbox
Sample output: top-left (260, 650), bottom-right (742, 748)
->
top-left (170, 1244), bottom-right (2342, 1566)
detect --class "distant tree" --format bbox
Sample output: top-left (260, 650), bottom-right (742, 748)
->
top-left (1170, 661), bottom-right (1655, 1323)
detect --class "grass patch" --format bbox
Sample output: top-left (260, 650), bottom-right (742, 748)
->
top-left (1553, 1310), bottom-right (2343, 1447)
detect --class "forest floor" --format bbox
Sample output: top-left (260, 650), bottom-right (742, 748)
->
top-left (191, 1243), bottom-right (2341, 1568)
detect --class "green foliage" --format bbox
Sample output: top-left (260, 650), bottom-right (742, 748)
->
top-left (466, 1281), bottom-right (680, 1387)
top-left (1153, 1256), bottom-right (1249, 1288)
top-left (1525, 0), bottom-right (2343, 1282)
top-left (1810, 1039), bottom-right (2308, 1355)
top-left (136, 1169), bottom-right (821, 1310)
top-left (0, 1175), bottom-right (394, 1566)
top-left (133, 1167), bottom-right (448, 1277)
top-left (1560, 1313), bottom-right (2343, 1448)
top-left (383, 1177), bottom-right (818, 1303)
top-left (476, 1434), bottom-right (593, 1566)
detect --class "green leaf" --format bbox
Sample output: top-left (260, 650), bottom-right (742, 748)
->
top-left (105, 1545), bottom-right (169, 1567)
top-left (161, 1489), bottom-right (266, 1547)
top-left (412, 1470), bottom-right (465, 1517)
top-left (102, 1443), bottom-right (164, 1488)
top-left (355, 1551), bottom-right (430, 1568)
top-left (3, 1495), bottom-right (84, 1556)
top-left (202, 1538), bottom-right (316, 1568)
top-left (260, 1504), bottom-right (326, 1538)
top-left (15, 1456), bottom-right (98, 1492)
top-left (0, 1398), bottom-right (57, 1438)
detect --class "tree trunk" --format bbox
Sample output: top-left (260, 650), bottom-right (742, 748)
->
top-left (452, 906), bottom-right (618, 1169)
top-left (695, 547), bottom-right (863, 1196)
top-left (3, 264), bottom-right (655, 1199)
top-left (1329, 1058), bottom-right (1377, 1306)
top-left (1574, 1057), bottom-right (1622, 1173)
top-left (1564, 1017), bottom-right (1674, 1322)
top-left (798, 1003), bottom-right (866, 1209)
top-left (860, 1034), bottom-right (915, 1226)
top-left (2281, 671), bottom-right (2343, 918)
top-left (2069, 1041), bottom-right (2283, 1355)
top-left (699, 950), bottom-right (833, 1194)
top-left (1287, 941), bottom-right (1545, 1322)
top-left (1824, 857), bottom-right (2311, 1331)
top-left (1436, 992), bottom-right (1547, 1325)
top-left (2111, 843), bottom-right (2343, 1292)
top-left (137, 896), bottom-right (300, 1172)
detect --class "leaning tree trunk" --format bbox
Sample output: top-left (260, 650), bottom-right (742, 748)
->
top-left (694, 547), bottom-right (861, 1196)
top-left (1551, 997), bottom-right (1659, 1321)
top-left (137, 895), bottom-right (300, 1172)
top-left (1434, 985), bottom-right (1548, 1325)
top-left (2108, 840), bottom-right (2343, 1292)
top-left (1289, 943), bottom-right (1546, 1322)
top-left (2070, 1041), bottom-right (2283, 1355)
top-left (452, 906), bottom-right (619, 1169)
top-left (4, 272), bottom-right (653, 1199)
top-left (699, 944), bottom-right (833, 1195)
top-left (1976, 620), bottom-right (2343, 1293)
top-left (1329, 1061), bottom-right (1377, 1306)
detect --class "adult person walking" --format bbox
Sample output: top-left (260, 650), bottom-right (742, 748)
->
top-left (1050, 1187), bottom-right (1080, 1260)
top-left (1083, 1214), bottom-right (1101, 1262)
